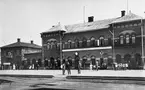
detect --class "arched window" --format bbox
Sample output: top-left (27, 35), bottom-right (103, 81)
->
top-left (47, 42), bottom-right (50, 50)
top-left (131, 34), bottom-right (136, 44)
top-left (120, 35), bottom-right (124, 44)
top-left (68, 40), bottom-right (72, 48)
top-left (54, 41), bottom-right (57, 49)
top-left (90, 37), bottom-right (95, 47)
top-left (79, 41), bottom-right (82, 48)
top-left (64, 42), bottom-right (68, 49)
top-left (56, 43), bottom-right (60, 50)
top-left (125, 34), bottom-right (130, 44)
top-left (82, 38), bottom-right (87, 48)
top-left (50, 41), bottom-right (55, 49)
top-left (99, 36), bottom-right (104, 46)
top-left (75, 39), bottom-right (79, 48)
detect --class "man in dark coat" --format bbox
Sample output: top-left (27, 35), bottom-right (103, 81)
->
top-left (66, 59), bottom-right (71, 75)
top-left (74, 52), bottom-right (81, 74)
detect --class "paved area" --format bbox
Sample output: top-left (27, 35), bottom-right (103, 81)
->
top-left (0, 70), bottom-right (145, 90)
top-left (0, 70), bottom-right (145, 78)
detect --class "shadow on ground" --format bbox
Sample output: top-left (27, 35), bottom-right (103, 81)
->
top-left (28, 88), bottom-right (74, 90)
top-left (0, 79), bottom-right (13, 84)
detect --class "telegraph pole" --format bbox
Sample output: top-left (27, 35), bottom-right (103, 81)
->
top-left (109, 24), bottom-right (115, 63)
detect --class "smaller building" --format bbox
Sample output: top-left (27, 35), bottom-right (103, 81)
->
top-left (24, 52), bottom-right (42, 69)
top-left (0, 38), bottom-right (42, 69)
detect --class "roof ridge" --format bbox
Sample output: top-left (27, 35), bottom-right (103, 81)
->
top-left (1, 41), bottom-right (41, 48)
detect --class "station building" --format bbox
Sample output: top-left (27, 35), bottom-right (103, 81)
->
top-left (0, 38), bottom-right (41, 69)
top-left (41, 11), bottom-right (145, 69)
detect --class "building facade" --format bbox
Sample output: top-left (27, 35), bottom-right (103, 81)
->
top-left (41, 11), bottom-right (145, 69)
top-left (0, 38), bottom-right (41, 69)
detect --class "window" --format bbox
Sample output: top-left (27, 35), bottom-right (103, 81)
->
top-left (104, 39), bottom-right (108, 46)
top-left (82, 38), bottom-right (87, 48)
top-left (120, 35), bottom-right (124, 44)
top-left (75, 39), bottom-right (79, 48)
top-left (47, 43), bottom-right (50, 50)
top-left (57, 43), bottom-right (60, 50)
top-left (87, 40), bottom-right (91, 47)
top-left (79, 41), bottom-right (82, 48)
top-left (68, 40), bottom-right (72, 48)
top-left (90, 37), bottom-right (95, 47)
top-left (97, 39), bottom-right (100, 46)
top-left (125, 34), bottom-right (130, 44)
top-left (64, 42), bottom-right (68, 49)
top-left (50, 41), bottom-right (55, 49)
top-left (99, 36), bottom-right (104, 46)
top-left (131, 34), bottom-right (136, 44)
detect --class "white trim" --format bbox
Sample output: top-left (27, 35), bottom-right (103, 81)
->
top-left (62, 46), bottom-right (112, 52)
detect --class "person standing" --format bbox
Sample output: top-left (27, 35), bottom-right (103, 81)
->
top-left (62, 59), bottom-right (66, 75)
top-left (74, 52), bottom-right (81, 74)
top-left (66, 59), bottom-right (71, 75)
top-left (96, 60), bottom-right (99, 71)
top-left (78, 61), bottom-right (81, 74)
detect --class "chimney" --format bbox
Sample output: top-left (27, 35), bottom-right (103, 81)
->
top-left (121, 10), bottom-right (125, 17)
top-left (31, 40), bottom-right (33, 44)
top-left (17, 38), bottom-right (20, 42)
top-left (88, 16), bottom-right (94, 22)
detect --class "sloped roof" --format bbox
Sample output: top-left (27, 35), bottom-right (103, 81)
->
top-left (42, 18), bottom-right (118, 34)
top-left (42, 12), bottom-right (143, 34)
top-left (112, 12), bottom-right (143, 24)
top-left (1, 42), bottom-right (41, 49)
top-left (41, 24), bottom-right (66, 34)
top-left (65, 18), bottom-right (118, 33)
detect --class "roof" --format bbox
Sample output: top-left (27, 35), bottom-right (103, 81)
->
top-left (41, 23), bottom-right (66, 34)
top-left (112, 12), bottom-right (143, 24)
top-left (65, 18), bottom-right (118, 33)
top-left (42, 12), bottom-right (143, 34)
top-left (1, 42), bottom-right (41, 49)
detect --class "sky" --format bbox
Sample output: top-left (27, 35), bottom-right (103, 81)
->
top-left (0, 0), bottom-right (145, 47)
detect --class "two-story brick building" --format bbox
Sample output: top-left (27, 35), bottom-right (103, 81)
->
top-left (41, 11), bottom-right (145, 69)
top-left (0, 38), bottom-right (42, 69)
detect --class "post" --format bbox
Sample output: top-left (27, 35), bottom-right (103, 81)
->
top-left (59, 31), bottom-right (63, 66)
top-left (109, 24), bottom-right (115, 63)
top-left (141, 19), bottom-right (144, 69)
top-left (41, 34), bottom-right (45, 68)
top-left (112, 24), bottom-right (115, 63)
